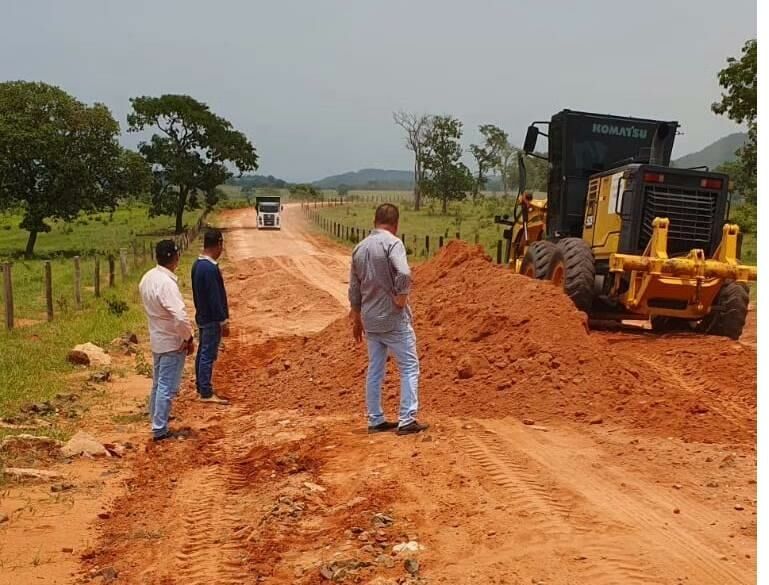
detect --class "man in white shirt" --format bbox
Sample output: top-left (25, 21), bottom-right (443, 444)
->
top-left (139, 240), bottom-right (195, 441)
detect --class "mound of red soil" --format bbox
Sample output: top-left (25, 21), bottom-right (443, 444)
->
top-left (220, 241), bottom-right (755, 445)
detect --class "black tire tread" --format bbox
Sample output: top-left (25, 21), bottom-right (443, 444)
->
top-left (521, 241), bottom-right (559, 280)
top-left (557, 238), bottom-right (595, 311)
top-left (699, 282), bottom-right (750, 340)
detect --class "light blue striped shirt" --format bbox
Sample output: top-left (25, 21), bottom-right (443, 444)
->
top-left (348, 229), bottom-right (412, 333)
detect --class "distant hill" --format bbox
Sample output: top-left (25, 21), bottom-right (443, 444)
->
top-left (312, 168), bottom-right (414, 190)
top-left (673, 132), bottom-right (746, 170)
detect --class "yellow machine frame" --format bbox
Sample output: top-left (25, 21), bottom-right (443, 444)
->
top-left (610, 220), bottom-right (756, 319)
top-left (509, 183), bottom-right (757, 320)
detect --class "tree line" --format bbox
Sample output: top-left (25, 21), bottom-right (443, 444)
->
top-left (0, 83), bottom-right (258, 256)
top-left (393, 111), bottom-right (547, 214)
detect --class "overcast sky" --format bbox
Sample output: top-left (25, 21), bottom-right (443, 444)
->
top-left (0, 0), bottom-right (756, 181)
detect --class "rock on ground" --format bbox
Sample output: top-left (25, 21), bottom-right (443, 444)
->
top-left (67, 343), bottom-right (111, 367)
top-left (61, 431), bottom-right (110, 458)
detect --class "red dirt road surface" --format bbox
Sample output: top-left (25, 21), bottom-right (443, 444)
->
top-left (82, 205), bottom-right (756, 584)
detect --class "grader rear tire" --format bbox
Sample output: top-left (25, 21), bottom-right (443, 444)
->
top-left (520, 241), bottom-right (561, 280)
top-left (698, 282), bottom-right (750, 340)
top-left (555, 238), bottom-right (595, 311)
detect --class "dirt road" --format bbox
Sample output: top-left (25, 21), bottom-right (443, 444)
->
top-left (76, 206), bottom-right (756, 585)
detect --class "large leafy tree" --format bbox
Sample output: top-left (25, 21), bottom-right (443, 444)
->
top-left (127, 95), bottom-right (258, 233)
top-left (420, 115), bottom-right (474, 214)
top-left (0, 81), bottom-right (147, 256)
top-left (469, 124), bottom-right (508, 200)
top-left (712, 39), bottom-right (756, 206)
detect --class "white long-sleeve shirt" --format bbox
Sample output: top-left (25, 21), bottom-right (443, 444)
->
top-left (139, 265), bottom-right (194, 354)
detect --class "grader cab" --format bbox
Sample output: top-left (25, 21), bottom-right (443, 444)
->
top-left (495, 109), bottom-right (756, 339)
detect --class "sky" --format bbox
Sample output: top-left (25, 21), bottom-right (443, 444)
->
top-left (0, 0), bottom-right (756, 182)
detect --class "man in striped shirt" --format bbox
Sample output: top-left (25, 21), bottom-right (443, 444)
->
top-left (348, 203), bottom-right (428, 435)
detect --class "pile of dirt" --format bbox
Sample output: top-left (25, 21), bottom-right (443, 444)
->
top-left (220, 241), bottom-right (755, 445)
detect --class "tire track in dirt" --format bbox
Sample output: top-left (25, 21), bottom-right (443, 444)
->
top-left (458, 426), bottom-right (658, 585)
top-left (632, 353), bottom-right (749, 429)
top-left (459, 420), bottom-right (752, 585)
top-left (172, 433), bottom-right (254, 585)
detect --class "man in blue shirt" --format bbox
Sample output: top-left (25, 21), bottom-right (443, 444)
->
top-left (191, 228), bottom-right (230, 404)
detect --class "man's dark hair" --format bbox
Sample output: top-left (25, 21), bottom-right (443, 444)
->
top-left (203, 228), bottom-right (224, 249)
top-left (374, 203), bottom-right (399, 226)
top-left (155, 239), bottom-right (179, 267)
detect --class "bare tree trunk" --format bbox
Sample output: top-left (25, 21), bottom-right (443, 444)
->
top-left (413, 159), bottom-right (421, 210)
top-left (175, 186), bottom-right (189, 234)
top-left (24, 230), bottom-right (38, 258)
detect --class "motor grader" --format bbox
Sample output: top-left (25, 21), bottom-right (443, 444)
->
top-left (495, 109), bottom-right (757, 339)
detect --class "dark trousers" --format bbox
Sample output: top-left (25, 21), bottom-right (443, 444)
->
top-left (195, 322), bottom-right (222, 398)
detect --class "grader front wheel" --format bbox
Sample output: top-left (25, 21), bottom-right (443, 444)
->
top-left (698, 282), bottom-right (750, 340)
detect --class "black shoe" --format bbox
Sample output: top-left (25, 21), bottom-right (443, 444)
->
top-left (152, 429), bottom-right (191, 442)
top-left (368, 421), bottom-right (399, 434)
top-left (396, 421), bottom-right (429, 436)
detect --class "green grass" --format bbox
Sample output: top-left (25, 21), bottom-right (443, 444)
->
top-left (311, 197), bottom-right (516, 259)
top-left (0, 203), bottom-right (205, 418)
top-left (0, 246), bottom-right (199, 418)
top-left (0, 203), bottom-right (205, 321)
top-left (0, 203), bottom-right (204, 259)
top-left (741, 233), bottom-right (757, 302)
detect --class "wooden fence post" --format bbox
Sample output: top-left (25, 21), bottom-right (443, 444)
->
top-left (455, 231), bottom-right (461, 240)
top-left (474, 233), bottom-right (480, 245)
top-left (425, 235), bottom-right (430, 256)
top-left (94, 257), bottom-right (101, 298)
top-left (74, 256), bottom-right (82, 310)
top-left (439, 236), bottom-right (444, 248)
top-left (132, 241), bottom-right (139, 269)
top-left (108, 256), bottom-right (116, 287)
top-left (496, 240), bottom-right (502, 264)
top-left (119, 248), bottom-right (128, 279)
top-left (2, 262), bottom-right (13, 330)
top-left (44, 261), bottom-right (54, 321)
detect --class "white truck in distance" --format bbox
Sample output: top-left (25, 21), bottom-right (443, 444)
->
top-left (255, 196), bottom-right (282, 230)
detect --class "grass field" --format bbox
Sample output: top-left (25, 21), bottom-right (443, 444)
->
top-left (0, 203), bottom-right (204, 259)
top-left (0, 203), bottom-right (206, 418)
top-left (0, 204), bottom-right (205, 321)
top-left (311, 197), bottom-right (516, 259)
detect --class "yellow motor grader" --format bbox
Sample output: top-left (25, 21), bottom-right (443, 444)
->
top-left (495, 109), bottom-right (757, 339)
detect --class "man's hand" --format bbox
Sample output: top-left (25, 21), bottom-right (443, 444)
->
top-left (393, 293), bottom-right (409, 309)
top-left (221, 322), bottom-right (231, 338)
top-left (353, 320), bottom-right (363, 343)
top-left (180, 337), bottom-right (195, 356)
top-left (350, 309), bottom-right (364, 343)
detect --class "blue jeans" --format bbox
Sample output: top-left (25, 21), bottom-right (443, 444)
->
top-left (149, 350), bottom-right (186, 438)
top-left (195, 322), bottom-right (222, 398)
top-left (365, 323), bottom-right (420, 428)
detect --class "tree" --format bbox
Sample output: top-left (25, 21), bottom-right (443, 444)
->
top-left (420, 116), bottom-right (474, 214)
top-left (289, 184), bottom-right (321, 200)
top-left (242, 185), bottom-right (256, 204)
top-left (469, 125), bottom-right (508, 200)
top-left (393, 111), bottom-right (433, 211)
top-left (127, 94), bottom-right (258, 233)
top-left (337, 184), bottom-right (350, 199)
top-left (712, 39), bottom-right (756, 205)
top-left (0, 81), bottom-right (148, 256)
top-left (497, 142), bottom-right (517, 195)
